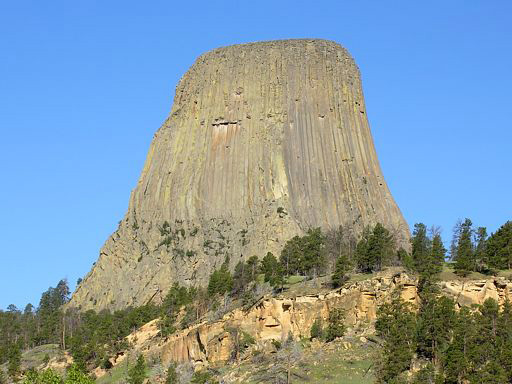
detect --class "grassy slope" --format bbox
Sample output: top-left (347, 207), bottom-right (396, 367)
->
top-left (217, 338), bottom-right (376, 383)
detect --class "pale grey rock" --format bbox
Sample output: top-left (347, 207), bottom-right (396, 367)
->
top-left (69, 39), bottom-right (409, 311)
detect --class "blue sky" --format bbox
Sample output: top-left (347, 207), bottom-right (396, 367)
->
top-left (1, 1), bottom-right (511, 309)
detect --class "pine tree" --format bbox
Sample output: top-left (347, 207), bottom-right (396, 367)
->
top-left (366, 223), bottom-right (394, 272)
top-left (418, 232), bottom-right (445, 291)
top-left (354, 227), bottom-right (371, 273)
top-left (411, 223), bottom-right (431, 273)
top-left (310, 318), bottom-right (324, 340)
top-left (260, 252), bottom-right (284, 288)
top-left (331, 252), bottom-right (351, 288)
top-left (416, 295), bottom-right (455, 367)
top-left (486, 220), bottom-right (512, 270)
top-left (246, 255), bottom-right (259, 280)
top-left (444, 307), bottom-right (475, 383)
top-left (453, 218), bottom-right (474, 276)
top-left (474, 227), bottom-right (488, 272)
top-left (498, 299), bottom-right (512, 382)
top-left (430, 233), bottom-right (446, 273)
top-left (232, 261), bottom-right (251, 295)
top-left (279, 228), bottom-right (326, 278)
top-left (325, 308), bottom-right (346, 342)
top-left (375, 296), bottom-right (416, 383)
top-left (355, 224), bottom-right (394, 273)
top-left (207, 257), bottom-right (233, 296)
top-left (127, 355), bottom-right (147, 384)
top-left (7, 343), bottom-right (21, 380)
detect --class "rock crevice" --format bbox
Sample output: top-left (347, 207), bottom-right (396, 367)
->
top-left (70, 39), bottom-right (409, 311)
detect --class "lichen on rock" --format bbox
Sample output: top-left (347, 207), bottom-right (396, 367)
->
top-left (70, 39), bottom-right (409, 311)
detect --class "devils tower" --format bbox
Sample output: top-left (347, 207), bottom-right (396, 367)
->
top-left (70, 39), bottom-right (409, 311)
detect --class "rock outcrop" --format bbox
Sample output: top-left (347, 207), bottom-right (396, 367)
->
top-left (70, 39), bottom-right (409, 311)
top-left (103, 273), bottom-right (512, 369)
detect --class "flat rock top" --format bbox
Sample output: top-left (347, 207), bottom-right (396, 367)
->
top-left (195, 38), bottom-right (353, 64)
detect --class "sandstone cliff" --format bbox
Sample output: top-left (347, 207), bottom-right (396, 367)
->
top-left (70, 39), bottom-right (409, 311)
top-left (96, 272), bottom-right (512, 375)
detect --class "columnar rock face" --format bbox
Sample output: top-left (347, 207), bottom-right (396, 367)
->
top-left (70, 39), bottom-right (409, 311)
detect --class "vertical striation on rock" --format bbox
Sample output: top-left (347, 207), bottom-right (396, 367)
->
top-left (70, 39), bottom-right (409, 311)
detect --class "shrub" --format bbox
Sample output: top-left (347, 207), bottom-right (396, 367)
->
top-left (325, 308), bottom-right (346, 342)
top-left (127, 355), bottom-right (147, 384)
top-left (310, 317), bottom-right (324, 340)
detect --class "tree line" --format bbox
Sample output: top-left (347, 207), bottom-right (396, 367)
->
top-left (1, 218), bottom-right (510, 382)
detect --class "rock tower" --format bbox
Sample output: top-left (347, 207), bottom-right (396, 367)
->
top-left (70, 39), bottom-right (409, 311)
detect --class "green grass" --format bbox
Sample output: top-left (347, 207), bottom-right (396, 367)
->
top-left (219, 339), bottom-right (376, 383)
top-left (439, 263), bottom-right (508, 281)
top-left (285, 275), bottom-right (306, 285)
top-left (96, 361), bottom-right (129, 384)
top-left (302, 342), bottom-right (375, 383)
top-left (497, 269), bottom-right (512, 279)
top-left (20, 344), bottom-right (62, 371)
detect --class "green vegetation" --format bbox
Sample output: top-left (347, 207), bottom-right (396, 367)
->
top-left (375, 295), bottom-right (417, 382)
top-left (207, 256), bottom-right (234, 296)
top-left (451, 219), bottom-right (512, 276)
top-left (325, 308), bottom-right (346, 342)
top-left (2, 218), bottom-right (512, 383)
top-left (331, 252), bottom-right (351, 287)
top-left (280, 228), bottom-right (327, 278)
top-left (191, 369), bottom-right (218, 384)
top-left (373, 218), bottom-right (512, 383)
top-left (127, 355), bottom-right (147, 384)
top-left (20, 364), bottom-right (94, 384)
top-left (165, 363), bottom-right (178, 384)
top-left (355, 223), bottom-right (394, 273)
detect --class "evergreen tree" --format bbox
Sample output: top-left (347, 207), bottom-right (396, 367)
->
top-left (232, 261), bottom-right (252, 295)
top-left (260, 252), bottom-right (284, 288)
top-left (366, 223), bottom-right (394, 272)
top-left (127, 355), bottom-right (147, 384)
top-left (453, 218), bottom-right (474, 276)
top-left (246, 255), bottom-right (259, 280)
top-left (325, 308), bottom-right (346, 342)
top-left (331, 252), bottom-right (351, 288)
top-left (301, 228), bottom-right (327, 278)
top-left (474, 226), bottom-right (488, 272)
top-left (375, 296), bottom-right (416, 383)
top-left (444, 307), bottom-right (475, 383)
top-left (310, 318), bottom-right (324, 340)
top-left (207, 257), bottom-right (233, 296)
top-left (396, 247), bottom-right (413, 271)
top-left (416, 295), bottom-right (455, 367)
top-left (355, 224), bottom-right (394, 273)
top-left (8, 343), bottom-right (21, 380)
top-left (411, 223), bottom-right (430, 273)
top-left (486, 220), bottom-right (512, 270)
top-left (418, 232), bottom-right (446, 291)
top-left (429, 233), bottom-right (446, 274)
top-left (498, 299), bottom-right (512, 382)
top-left (279, 228), bottom-right (326, 278)
top-left (354, 227), bottom-right (371, 272)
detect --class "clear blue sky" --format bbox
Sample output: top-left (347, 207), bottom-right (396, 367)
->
top-left (1, 1), bottom-right (511, 310)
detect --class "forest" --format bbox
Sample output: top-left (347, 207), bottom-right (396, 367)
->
top-left (0, 219), bottom-right (511, 383)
